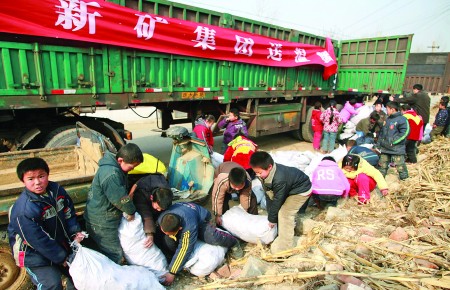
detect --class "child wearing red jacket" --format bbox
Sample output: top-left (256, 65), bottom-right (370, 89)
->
top-left (223, 133), bottom-right (258, 177)
top-left (400, 104), bottom-right (423, 163)
top-left (311, 102), bottom-right (323, 151)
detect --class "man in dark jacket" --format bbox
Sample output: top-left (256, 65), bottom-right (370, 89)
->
top-left (84, 143), bottom-right (143, 264)
top-left (156, 202), bottom-right (239, 286)
top-left (393, 84), bottom-right (430, 131)
top-left (250, 151), bottom-right (312, 254)
top-left (8, 157), bottom-right (85, 290)
top-left (130, 173), bottom-right (173, 248)
top-left (376, 102), bottom-right (410, 180)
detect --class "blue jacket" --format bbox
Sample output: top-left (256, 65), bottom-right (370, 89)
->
top-left (157, 202), bottom-right (211, 274)
top-left (348, 146), bottom-right (380, 166)
top-left (377, 112), bottom-right (410, 155)
top-left (8, 181), bottom-right (81, 268)
top-left (84, 151), bottom-right (136, 228)
top-left (434, 108), bottom-right (449, 127)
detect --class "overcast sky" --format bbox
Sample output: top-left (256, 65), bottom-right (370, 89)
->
top-left (172, 0), bottom-right (450, 53)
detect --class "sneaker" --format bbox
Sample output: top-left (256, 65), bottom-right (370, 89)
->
top-left (229, 241), bottom-right (244, 259)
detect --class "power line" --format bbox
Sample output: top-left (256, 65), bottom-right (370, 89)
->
top-left (341, 0), bottom-right (400, 30)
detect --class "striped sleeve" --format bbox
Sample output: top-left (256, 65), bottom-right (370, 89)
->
top-left (169, 230), bottom-right (195, 274)
top-left (393, 118), bottom-right (410, 145)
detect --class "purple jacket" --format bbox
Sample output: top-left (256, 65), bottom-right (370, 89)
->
top-left (340, 101), bottom-right (358, 123)
top-left (218, 118), bottom-right (248, 144)
top-left (311, 160), bottom-right (350, 197)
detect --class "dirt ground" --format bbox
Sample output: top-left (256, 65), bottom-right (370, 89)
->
top-left (165, 94), bottom-right (449, 290)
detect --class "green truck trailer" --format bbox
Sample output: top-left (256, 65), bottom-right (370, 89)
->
top-left (0, 0), bottom-right (412, 152)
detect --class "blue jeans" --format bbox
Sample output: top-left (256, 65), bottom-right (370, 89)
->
top-left (26, 265), bottom-right (75, 290)
top-left (85, 222), bottom-right (123, 264)
top-left (321, 131), bottom-right (337, 152)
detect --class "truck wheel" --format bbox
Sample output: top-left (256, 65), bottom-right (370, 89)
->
top-left (42, 126), bottom-right (117, 153)
top-left (301, 106), bottom-right (314, 143)
top-left (0, 243), bottom-right (32, 290)
top-left (291, 128), bottom-right (304, 141)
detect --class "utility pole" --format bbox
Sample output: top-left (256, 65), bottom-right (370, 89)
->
top-left (427, 41), bottom-right (440, 52)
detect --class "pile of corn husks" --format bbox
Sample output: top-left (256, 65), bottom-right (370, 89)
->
top-left (190, 138), bottom-right (450, 290)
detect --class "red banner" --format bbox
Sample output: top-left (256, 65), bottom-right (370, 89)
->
top-left (0, 0), bottom-right (337, 79)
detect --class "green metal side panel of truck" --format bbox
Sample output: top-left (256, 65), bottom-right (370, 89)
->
top-left (0, 0), bottom-right (334, 111)
top-left (337, 35), bottom-right (413, 94)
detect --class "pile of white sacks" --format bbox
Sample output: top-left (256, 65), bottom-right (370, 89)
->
top-left (339, 104), bottom-right (373, 140)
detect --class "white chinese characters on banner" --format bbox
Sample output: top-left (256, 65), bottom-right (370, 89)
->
top-left (55, 0), bottom-right (102, 35)
top-left (234, 35), bottom-right (254, 56)
top-left (294, 48), bottom-right (310, 63)
top-left (267, 42), bottom-right (282, 61)
top-left (192, 26), bottom-right (216, 50)
top-left (134, 14), bottom-right (168, 40)
top-left (316, 51), bottom-right (333, 63)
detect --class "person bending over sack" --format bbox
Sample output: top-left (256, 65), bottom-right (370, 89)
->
top-left (130, 173), bottom-right (173, 248)
top-left (156, 202), bottom-right (241, 286)
top-left (210, 162), bottom-right (258, 226)
top-left (340, 154), bottom-right (388, 204)
top-left (310, 156), bottom-right (350, 209)
top-left (250, 151), bottom-right (312, 254)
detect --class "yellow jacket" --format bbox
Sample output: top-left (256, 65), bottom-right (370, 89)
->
top-left (340, 156), bottom-right (388, 190)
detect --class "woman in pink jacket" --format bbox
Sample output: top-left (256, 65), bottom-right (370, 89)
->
top-left (310, 156), bottom-right (350, 208)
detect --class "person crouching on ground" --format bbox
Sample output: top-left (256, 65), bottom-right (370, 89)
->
top-left (250, 151), bottom-right (312, 254)
top-left (129, 173), bottom-right (173, 248)
top-left (310, 156), bottom-right (350, 209)
top-left (223, 132), bottom-right (258, 178)
top-left (346, 139), bottom-right (380, 166)
top-left (341, 154), bottom-right (388, 204)
top-left (84, 143), bottom-right (143, 264)
top-left (430, 101), bottom-right (449, 141)
top-left (156, 202), bottom-right (241, 286)
top-left (210, 162), bottom-right (258, 226)
top-left (8, 157), bottom-right (85, 290)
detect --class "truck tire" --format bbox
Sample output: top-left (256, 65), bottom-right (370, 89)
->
top-left (301, 106), bottom-right (314, 143)
top-left (291, 127), bottom-right (304, 141)
top-left (0, 243), bottom-right (32, 290)
top-left (42, 126), bottom-right (117, 153)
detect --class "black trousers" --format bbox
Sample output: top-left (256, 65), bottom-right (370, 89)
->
top-left (405, 139), bottom-right (417, 163)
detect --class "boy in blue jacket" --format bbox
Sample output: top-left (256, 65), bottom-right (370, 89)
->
top-left (8, 157), bottom-right (85, 290)
top-left (157, 202), bottom-right (239, 286)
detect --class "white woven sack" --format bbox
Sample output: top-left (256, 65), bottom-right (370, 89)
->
top-left (210, 152), bottom-right (224, 168)
top-left (184, 240), bottom-right (227, 277)
top-left (69, 244), bottom-right (164, 290)
top-left (221, 205), bottom-right (277, 244)
top-left (118, 213), bottom-right (168, 280)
